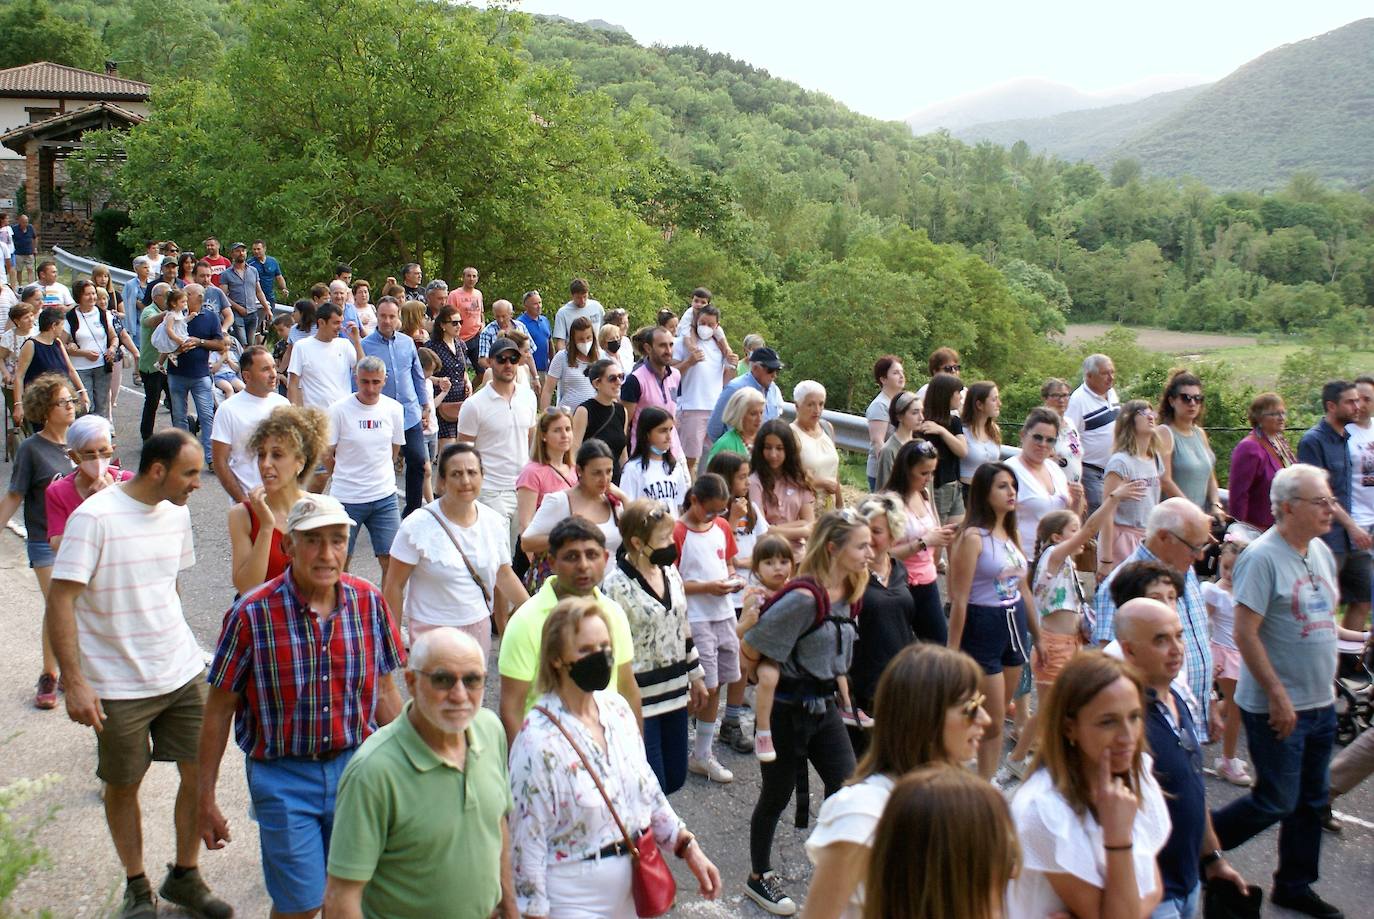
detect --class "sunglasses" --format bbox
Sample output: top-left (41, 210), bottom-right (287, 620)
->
top-left (961, 692), bottom-right (987, 722)
top-left (601, 373), bottom-right (624, 384)
top-left (492, 353), bottom-right (520, 365)
top-left (1176, 393), bottom-right (1205, 405)
top-left (411, 668), bottom-right (485, 693)
top-left (1025, 432), bottom-right (1055, 445)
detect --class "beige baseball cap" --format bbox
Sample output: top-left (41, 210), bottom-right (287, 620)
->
top-left (285, 495), bottom-right (354, 533)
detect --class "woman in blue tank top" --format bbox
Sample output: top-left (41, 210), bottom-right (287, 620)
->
top-left (13, 306), bottom-right (85, 427)
top-left (947, 461), bottom-right (1042, 780)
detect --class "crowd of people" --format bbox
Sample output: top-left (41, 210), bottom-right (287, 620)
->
top-left (4, 237), bottom-right (1373, 919)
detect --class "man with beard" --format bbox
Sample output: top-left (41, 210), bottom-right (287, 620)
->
top-left (217, 242), bottom-right (272, 345)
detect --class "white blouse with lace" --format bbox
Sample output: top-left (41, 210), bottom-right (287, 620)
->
top-left (509, 691), bottom-right (683, 917)
top-left (386, 500), bottom-right (511, 627)
top-left (1007, 758), bottom-right (1171, 918)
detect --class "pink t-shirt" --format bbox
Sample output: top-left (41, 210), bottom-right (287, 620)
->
top-left (447, 287), bottom-right (484, 341)
top-left (45, 467), bottom-right (136, 540)
top-left (515, 462), bottom-right (578, 511)
top-left (748, 472), bottom-right (815, 553)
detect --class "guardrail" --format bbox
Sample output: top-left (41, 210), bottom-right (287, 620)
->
top-left (780, 401), bottom-right (1023, 461)
top-left (52, 246), bottom-right (135, 285)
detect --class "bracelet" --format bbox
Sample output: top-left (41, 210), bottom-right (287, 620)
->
top-left (673, 831), bottom-right (696, 858)
top-left (1103, 842), bottom-right (1133, 851)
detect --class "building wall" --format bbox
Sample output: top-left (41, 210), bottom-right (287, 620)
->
top-left (0, 97), bottom-right (150, 160)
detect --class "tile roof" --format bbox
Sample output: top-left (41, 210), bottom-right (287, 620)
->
top-left (0, 62), bottom-right (150, 100)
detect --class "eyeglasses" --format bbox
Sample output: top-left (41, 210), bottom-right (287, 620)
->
top-left (1025, 432), bottom-right (1055, 445)
top-left (1046, 391), bottom-right (1070, 400)
top-left (53, 397), bottom-right (80, 408)
top-left (1262, 411), bottom-right (1287, 419)
top-left (76, 448), bottom-right (115, 461)
top-left (1293, 495), bottom-right (1339, 509)
top-left (410, 668), bottom-right (485, 693)
top-left (960, 692), bottom-right (986, 722)
top-left (941, 364), bottom-right (961, 373)
top-left (1167, 529), bottom-right (1211, 556)
top-left (492, 353), bottom-right (520, 365)
top-left (1176, 393), bottom-right (1205, 405)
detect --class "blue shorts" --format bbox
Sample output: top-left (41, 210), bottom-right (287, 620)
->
top-left (960, 601), bottom-right (1029, 675)
top-left (27, 537), bottom-right (54, 569)
top-left (343, 494), bottom-right (400, 557)
top-left (245, 752), bottom-right (354, 914)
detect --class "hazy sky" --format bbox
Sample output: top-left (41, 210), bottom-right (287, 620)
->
top-left (505, 1), bottom-right (1370, 120)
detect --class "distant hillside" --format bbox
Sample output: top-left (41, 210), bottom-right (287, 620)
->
top-left (953, 18), bottom-right (1374, 189)
top-left (1112, 18), bottom-right (1374, 188)
top-left (955, 84), bottom-right (1207, 162)
top-left (905, 77), bottom-right (1139, 135)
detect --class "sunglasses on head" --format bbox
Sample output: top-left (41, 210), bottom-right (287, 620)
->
top-left (411, 668), bottom-right (485, 693)
top-left (911, 440), bottom-right (938, 457)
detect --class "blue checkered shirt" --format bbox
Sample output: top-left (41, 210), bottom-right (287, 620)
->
top-left (1094, 543), bottom-right (1214, 740)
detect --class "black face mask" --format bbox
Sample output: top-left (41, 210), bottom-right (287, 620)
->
top-left (648, 544), bottom-right (678, 566)
top-left (605, 338), bottom-right (622, 354)
top-left (568, 649), bottom-right (613, 692)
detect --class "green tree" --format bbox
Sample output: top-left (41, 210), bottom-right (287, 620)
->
top-left (106, 0), bottom-right (223, 83)
top-left (0, 0), bottom-right (103, 70)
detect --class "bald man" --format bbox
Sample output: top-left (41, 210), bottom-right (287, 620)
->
top-left (326, 628), bottom-right (515, 918)
top-left (328, 279), bottom-right (363, 336)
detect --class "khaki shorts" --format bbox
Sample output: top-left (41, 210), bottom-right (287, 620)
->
top-left (933, 480), bottom-right (964, 522)
top-left (96, 674), bottom-right (206, 786)
top-left (14, 254), bottom-right (33, 272)
top-left (677, 410), bottom-right (711, 459)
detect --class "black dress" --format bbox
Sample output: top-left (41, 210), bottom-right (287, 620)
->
top-left (849, 556), bottom-right (918, 712)
top-left (578, 397), bottom-right (628, 482)
top-left (426, 337), bottom-right (469, 439)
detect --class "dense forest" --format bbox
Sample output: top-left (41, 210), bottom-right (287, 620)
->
top-left (4, 0), bottom-right (1372, 426)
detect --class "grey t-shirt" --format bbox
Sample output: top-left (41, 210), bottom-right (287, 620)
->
top-left (744, 587), bottom-right (856, 683)
top-left (1105, 451), bottom-right (1163, 529)
top-left (864, 393), bottom-right (892, 480)
top-left (8, 434), bottom-right (73, 542)
top-left (1234, 527), bottom-right (1339, 713)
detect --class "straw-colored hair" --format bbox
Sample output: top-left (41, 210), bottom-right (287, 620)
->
top-left (1111, 399), bottom-right (1160, 459)
top-left (798, 510), bottom-right (868, 605)
top-left (535, 597), bottom-right (613, 693)
top-left (248, 405), bottom-right (329, 483)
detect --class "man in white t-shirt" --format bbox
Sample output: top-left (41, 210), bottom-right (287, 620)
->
top-left (551, 277), bottom-right (603, 353)
top-left (45, 429), bottom-right (232, 917)
top-left (1346, 376), bottom-right (1374, 533)
top-left (36, 259), bottom-right (74, 308)
top-left (457, 336), bottom-right (538, 552)
top-left (211, 345), bottom-right (290, 502)
top-left (1065, 352), bottom-right (1120, 516)
top-left (673, 303), bottom-right (734, 476)
top-left (325, 356), bottom-right (405, 574)
top-left (286, 301), bottom-right (361, 410)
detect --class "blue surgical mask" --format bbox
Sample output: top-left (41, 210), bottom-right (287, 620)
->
top-left (649, 444), bottom-right (667, 457)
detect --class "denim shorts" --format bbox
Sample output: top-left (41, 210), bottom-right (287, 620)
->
top-left (960, 601), bottom-right (1028, 675)
top-left (343, 494), bottom-right (401, 557)
top-left (27, 537), bottom-right (54, 569)
top-left (245, 752), bottom-right (354, 914)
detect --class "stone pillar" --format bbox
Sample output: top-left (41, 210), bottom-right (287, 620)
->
top-left (24, 141), bottom-right (39, 231)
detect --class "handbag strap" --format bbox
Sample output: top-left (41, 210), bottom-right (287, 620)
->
top-left (423, 505), bottom-right (493, 610)
top-left (533, 704), bottom-right (637, 855)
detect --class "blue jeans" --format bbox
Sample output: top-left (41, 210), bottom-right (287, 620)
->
top-left (1151, 881), bottom-right (1200, 919)
top-left (1082, 463), bottom-right (1105, 517)
top-left (642, 706), bottom-right (689, 795)
top-left (1211, 705), bottom-right (1335, 897)
top-left (401, 421), bottom-right (427, 517)
top-left (245, 752), bottom-right (353, 914)
top-left (168, 374), bottom-right (214, 464)
top-left (343, 494), bottom-right (401, 557)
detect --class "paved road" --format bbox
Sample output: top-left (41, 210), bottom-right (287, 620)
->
top-left (6, 379), bottom-right (1372, 916)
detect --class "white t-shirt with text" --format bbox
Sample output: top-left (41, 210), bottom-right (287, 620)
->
top-left (1347, 419), bottom-right (1374, 527)
top-left (328, 394), bottom-right (405, 504)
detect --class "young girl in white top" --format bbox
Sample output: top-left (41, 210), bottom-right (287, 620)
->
top-left (619, 406), bottom-right (690, 517)
top-left (958, 381), bottom-right (1003, 487)
top-left (151, 287), bottom-right (190, 369)
top-left (1204, 539), bottom-right (1252, 786)
top-left (1005, 477), bottom-right (1145, 774)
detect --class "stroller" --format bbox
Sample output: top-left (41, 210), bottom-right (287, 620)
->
top-left (1334, 638), bottom-right (1374, 746)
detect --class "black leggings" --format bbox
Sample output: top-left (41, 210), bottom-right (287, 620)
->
top-left (749, 699), bottom-right (855, 874)
top-left (908, 580), bottom-right (948, 644)
top-left (140, 369), bottom-right (167, 441)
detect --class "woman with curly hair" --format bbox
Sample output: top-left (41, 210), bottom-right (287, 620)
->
top-left (227, 404), bottom-right (329, 594)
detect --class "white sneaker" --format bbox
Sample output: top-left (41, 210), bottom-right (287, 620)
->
top-left (1217, 756), bottom-right (1252, 787)
top-left (687, 754), bottom-right (734, 784)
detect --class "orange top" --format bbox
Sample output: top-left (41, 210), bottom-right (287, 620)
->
top-left (448, 287), bottom-right (484, 340)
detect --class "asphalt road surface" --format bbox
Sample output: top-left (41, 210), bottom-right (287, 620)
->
top-left (17, 377), bottom-right (1370, 918)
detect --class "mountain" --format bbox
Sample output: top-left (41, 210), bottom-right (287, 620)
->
top-left (954, 18), bottom-right (1374, 189)
top-left (905, 77), bottom-right (1141, 135)
top-left (954, 85), bottom-right (1208, 162)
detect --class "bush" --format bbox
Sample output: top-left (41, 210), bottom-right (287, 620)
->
top-left (91, 209), bottom-right (132, 266)
top-left (0, 773), bottom-right (60, 908)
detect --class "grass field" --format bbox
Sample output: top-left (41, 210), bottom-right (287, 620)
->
top-left (1062, 323), bottom-right (1374, 388)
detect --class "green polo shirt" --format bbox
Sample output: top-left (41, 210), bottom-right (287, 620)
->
top-left (138, 303), bottom-right (161, 375)
top-left (327, 703), bottom-right (512, 918)
top-left (497, 576), bottom-right (636, 715)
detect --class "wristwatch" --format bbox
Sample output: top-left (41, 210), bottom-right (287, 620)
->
top-left (1200, 849), bottom-right (1223, 870)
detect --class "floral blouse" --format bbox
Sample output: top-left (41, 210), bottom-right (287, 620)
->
top-left (601, 557), bottom-right (704, 718)
top-left (509, 691), bottom-right (683, 917)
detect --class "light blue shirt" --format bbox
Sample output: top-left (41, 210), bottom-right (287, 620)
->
top-left (121, 276), bottom-right (146, 311)
top-left (361, 329), bottom-right (428, 430)
top-left (706, 370), bottom-right (782, 442)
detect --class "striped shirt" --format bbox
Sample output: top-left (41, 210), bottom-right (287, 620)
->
top-left (1066, 383), bottom-right (1120, 468)
top-left (600, 558), bottom-right (703, 717)
top-left (208, 569), bottom-right (406, 760)
top-left (50, 485), bottom-right (203, 700)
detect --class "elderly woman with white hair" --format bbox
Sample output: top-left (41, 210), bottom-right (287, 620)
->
top-left (45, 412), bottom-right (132, 552)
top-left (703, 385), bottom-right (764, 466)
top-left (791, 379), bottom-right (842, 511)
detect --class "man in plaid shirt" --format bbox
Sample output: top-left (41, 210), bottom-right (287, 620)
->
top-left (197, 494), bottom-right (405, 918)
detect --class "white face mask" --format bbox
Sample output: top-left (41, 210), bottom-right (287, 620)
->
top-left (696, 325), bottom-right (713, 341)
top-left (80, 457), bottom-right (109, 480)
top-left (576, 340), bottom-right (593, 356)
